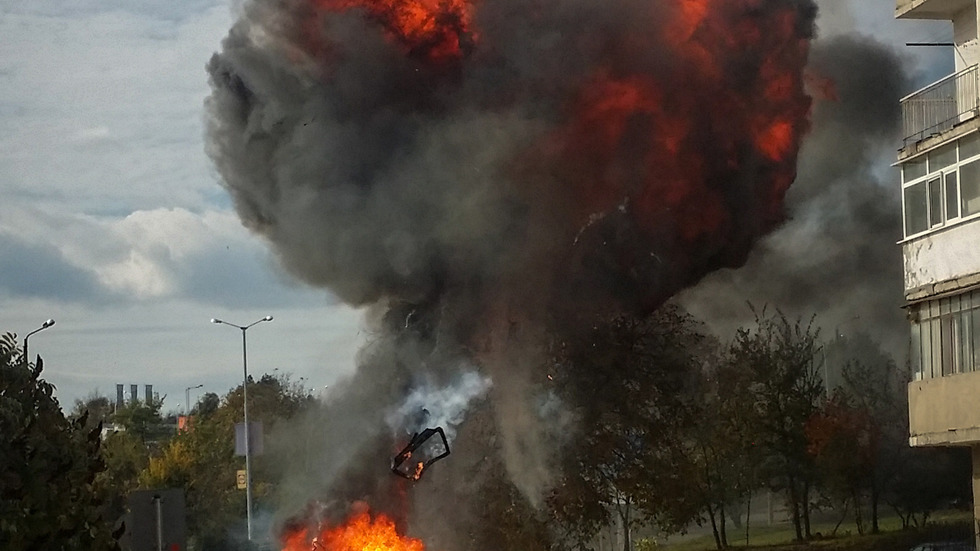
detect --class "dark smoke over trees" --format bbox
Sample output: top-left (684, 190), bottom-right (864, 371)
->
top-left (676, 34), bottom-right (911, 359)
top-left (689, 333), bottom-right (762, 549)
top-left (729, 310), bottom-right (824, 542)
top-left (547, 306), bottom-right (704, 550)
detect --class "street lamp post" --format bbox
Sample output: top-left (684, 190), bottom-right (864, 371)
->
top-left (23, 319), bottom-right (55, 365)
top-left (185, 384), bottom-right (204, 415)
top-left (211, 315), bottom-right (273, 541)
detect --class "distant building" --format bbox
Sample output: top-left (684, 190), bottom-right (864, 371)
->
top-left (101, 422), bottom-right (125, 440)
top-left (895, 0), bottom-right (980, 547)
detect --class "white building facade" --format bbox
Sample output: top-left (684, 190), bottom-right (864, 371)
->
top-left (897, 1), bottom-right (980, 546)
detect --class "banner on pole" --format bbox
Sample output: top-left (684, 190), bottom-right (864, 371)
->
top-left (234, 421), bottom-right (264, 456)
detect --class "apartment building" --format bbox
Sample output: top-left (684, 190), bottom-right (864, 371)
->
top-left (896, 1), bottom-right (980, 546)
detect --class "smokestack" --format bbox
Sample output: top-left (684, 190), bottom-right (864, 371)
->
top-left (116, 384), bottom-right (124, 410)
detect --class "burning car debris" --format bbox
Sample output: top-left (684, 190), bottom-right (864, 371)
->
top-left (390, 427), bottom-right (451, 481)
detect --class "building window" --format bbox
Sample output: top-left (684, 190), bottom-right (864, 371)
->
top-left (962, 159), bottom-right (980, 216)
top-left (930, 142), bottom-right (957, 169)
top-left (901, 131), bottom-right (980, 237)
top-left (928, 177), bottom-right (943, 227)
top-left (904, 182), bottom-right (928, 235)
top-left (945, 171), bottom-right (959, 220)
top-left (904, 156), bottom-right (927, 181)
top-left (910, 289), bottom-right (980, 380)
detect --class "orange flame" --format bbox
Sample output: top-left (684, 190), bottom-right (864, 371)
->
top-left (547, 0), bottom-right (812, 246)
top-left (312, 0), bottom-right (476, 62)
top-left (281, 511), bottom-right (425, 551)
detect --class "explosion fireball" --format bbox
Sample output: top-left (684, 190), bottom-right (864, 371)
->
top-left (310, 0), bottom-right (476, 63)
top-left (206, 0), bottom-right (820, 547)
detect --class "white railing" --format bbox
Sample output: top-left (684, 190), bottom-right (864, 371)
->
top-left (901, 64), bottom-right (980, 147)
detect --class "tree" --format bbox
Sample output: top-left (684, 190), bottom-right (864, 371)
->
top-left (67, 393), bottom-right (169, 539)
top-left (475, 472), bottom-right (554, 550)
top-left (71, 393), bottom-right (114, 431)
top-left (730, 309), bottom-right (823, 541)
top-left (690, 337), bottom-right (763, 549)
top-left (193, 392), bottom-right (221, 418)
top-left (140, 417), bottom-right (240, 549)
top-left (139, 372), bottom-right (315, 548)
top-left (828, 333), bottom-right (908, 534)
top-left (97, 430), bottom-right (151, 529)
top-left (0, 332), bottom-right (121, 550)
top-left (69, 394), bottom-right (170, 536)
top-left (806, 391), bottom-right (875, 535)
top-left (112, 397), bottom-right (167, 445)
top-left (887, 446), bottom-right (971, 529)
top-left (547, 306), bottom-right (702, 551)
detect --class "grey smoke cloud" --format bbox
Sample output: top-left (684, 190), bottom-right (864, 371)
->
top-left (385, 369), bottom-right (492, 442)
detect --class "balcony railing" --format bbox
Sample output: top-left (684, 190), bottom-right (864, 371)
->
top-left (901, 64), bottom-right (980, 147)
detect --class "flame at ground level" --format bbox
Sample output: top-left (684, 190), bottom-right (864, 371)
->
top-left (281, 510), bottom-right (425, 551)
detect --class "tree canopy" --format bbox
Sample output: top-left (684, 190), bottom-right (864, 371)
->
top-left (0, 332), bottom-right (121, 550)
top-left (547, 306), bottom-right (703, 551)
top-left (5, 305), bottom-right (971, 551)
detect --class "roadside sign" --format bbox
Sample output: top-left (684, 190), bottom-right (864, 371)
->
top-left (234, 422), bottom-right (264, 456)
top-left (123, 489), bottom-right (186, 551)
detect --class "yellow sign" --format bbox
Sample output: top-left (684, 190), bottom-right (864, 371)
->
top-left (236, 470), bottom-right (247, 490)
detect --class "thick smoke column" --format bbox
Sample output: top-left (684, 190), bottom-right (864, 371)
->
top-left (676, 33), bottom-right (911, 358)
top-left (205, 0), bottom-right (819, 545)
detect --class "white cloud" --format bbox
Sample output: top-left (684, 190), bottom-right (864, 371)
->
top-left (0, 203), bottom-right (322, 306)
top-left (96, 209), bottom-right (235, 298)
top-left (0, 1), bottom-right (232, 213)
top-left (72, 126), bottom-right (112, 142)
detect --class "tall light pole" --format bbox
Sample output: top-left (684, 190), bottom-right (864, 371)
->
top-left (23, 319), bottom-right (55, 365)
top-left (210, 315), bottom-right (273, 541)
top-left (185, 384), bottom-right (204, 415)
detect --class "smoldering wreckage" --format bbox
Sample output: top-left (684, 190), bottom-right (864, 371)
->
top-left (204, 0), bottom-right (903, 548)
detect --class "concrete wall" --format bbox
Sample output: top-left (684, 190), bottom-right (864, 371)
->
top-left (903, 220), bottom-right (980, 296)
top-left (908, 371), bottom-right (980, 445)
top-left (896, 1), bottom-right (978, 70)
top-left (953, 4), bottom-right (980, 72)
top-left (898, 0), bottom-right (977, 20)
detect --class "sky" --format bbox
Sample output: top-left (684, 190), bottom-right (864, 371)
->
top-left (0, 0), bottom-right (366, 412)
top-left (0, 0), bottom-right (954, 412)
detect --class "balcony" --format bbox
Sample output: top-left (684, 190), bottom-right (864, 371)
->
top-left (901, 64), bottom-right (980, 147)
top-left (908, 370), bottom-right (980, 446)
top-left (897, 0), bottom-right (977, 20)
